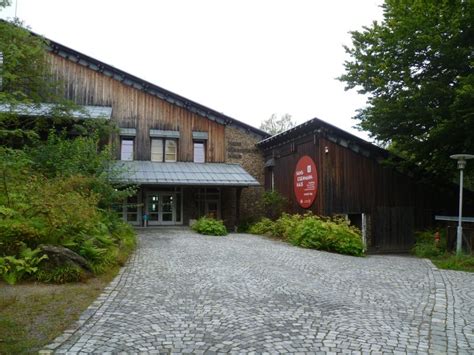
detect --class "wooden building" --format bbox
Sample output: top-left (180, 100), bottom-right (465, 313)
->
top-left (10, 23), bottom-right (471, 251)
top-left (257, 118), bottom-right (469, 253)
top-left (42, 38), bottom-right (269, 228)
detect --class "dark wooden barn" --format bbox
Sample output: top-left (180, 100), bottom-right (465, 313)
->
top-left (257, 117), bottom-right (470, 253)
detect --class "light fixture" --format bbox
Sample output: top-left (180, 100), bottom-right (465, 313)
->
top-left (449, 154), bottom-right (474, 254)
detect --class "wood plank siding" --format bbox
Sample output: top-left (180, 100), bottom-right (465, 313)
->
top-left (47, 53), bottom-right (226, 162)
top-left (262, 131), bottom-right (463, 252)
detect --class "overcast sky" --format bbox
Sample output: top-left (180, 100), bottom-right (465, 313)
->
top-left (1, 0), bottom-right (383, 140)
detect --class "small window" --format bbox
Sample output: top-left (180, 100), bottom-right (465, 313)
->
top-left (151, 138), bottom-right (177, 162)
top-left (194, 141), bottom-right (205, 163)
top-left (165, 139), bottom-right (177, 162)
top-left (151, 139), bottom-right (164, 162)
top-left (121, 139), bottom-right (134, 161)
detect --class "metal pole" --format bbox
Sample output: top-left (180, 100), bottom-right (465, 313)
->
top-left (456, 168), bottom-right (464, 254)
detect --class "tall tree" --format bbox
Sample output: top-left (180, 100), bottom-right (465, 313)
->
top-left (260, 113), bottom-right (297, 135)
top-left (0, 18), bottom-right (111, 146)
top-left (339, 0), bottom-right (473, 181)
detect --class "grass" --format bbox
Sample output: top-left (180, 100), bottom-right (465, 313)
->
top-left (412, 230), bottom-right (474, 272)
top-left (0, 267), bottom-right (119, 354)
top-left (430, 253), bottom-right (474, 272)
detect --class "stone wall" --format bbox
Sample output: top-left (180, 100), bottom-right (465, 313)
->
top-left (225, 125), bottom-right (266, 224)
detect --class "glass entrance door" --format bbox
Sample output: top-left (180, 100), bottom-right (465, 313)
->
top-left (147, 193), bottom-right (160, 225)
top-left (146, 192), bottom-right (176, 225)
top-left (160, 194), bottom-right (174, 224)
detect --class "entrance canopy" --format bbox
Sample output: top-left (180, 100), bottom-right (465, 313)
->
top-left (111, 161), bottom-right (259, 186)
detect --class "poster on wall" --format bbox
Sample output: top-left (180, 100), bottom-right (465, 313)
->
top-left (294, 155), bottom-right (318, 208)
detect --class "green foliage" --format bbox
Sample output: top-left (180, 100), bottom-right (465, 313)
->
top-left (412, 229), bottom-right (474, 272)
top-left (192, 217), bottom-right (228, 236)
top-left (0, 246), bottom-right (47, 285)
top-left (248, 217), bottom-right (274, 235)
top-left (0, 20), bottom-right (113, 148)
top-left (432, 253), bottom-right (474, 272)
top-left (249, 213), bottom-right (365, 256)
top-left (236, 217), bottom-right (258, 233)
top-left (272, 213), bottom-right (303, 240)
top-left (0, 21), bottom-right (136, 284)
top-left (0, 19), bottom-right (54, 104)
top-left (0, 138), bottom-right (136, 283)
top-left (26, 133), bottom-right (134, 208)
top-left (261, 190), bottom-right (287, 220)
top-left (412, 229), bottom-right (446, 258)
top-left (36, 265), bottom-right (83, 284)
top-left (339, 0), bottom-right (474, 182)
top-left (0, 19), bottom-right (57, 147)
top-left (28, 132), bottom-right (109, 177)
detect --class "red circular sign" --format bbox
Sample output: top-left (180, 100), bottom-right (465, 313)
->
top-left (294, 155), bottom-right (318, 208)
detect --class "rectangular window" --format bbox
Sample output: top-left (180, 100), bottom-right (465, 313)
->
top-left (121, 139), bottom-right (134, 161)
top-left (151, 138), bottom-right (177, 162)
top-left (193, 141), bottom-right (205, 163)
top-left (151, 139), bottom-right (164, 162)
top-left (165, 139), bottom-right (177, 162)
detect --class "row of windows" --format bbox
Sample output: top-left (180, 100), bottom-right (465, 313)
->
top-left (121, 138), bottom-right (206, 163)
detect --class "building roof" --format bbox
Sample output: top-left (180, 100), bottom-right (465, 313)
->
top-left (257, 116), bottom-right (388, 159)
top-left (0, 103), bottom-right (112, 119)
top-left (23, 27), bottom-right (270, 140)
top-left (111, 161), bottom-right (260, 187)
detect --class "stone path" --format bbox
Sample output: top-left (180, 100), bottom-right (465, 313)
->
top-left (45, 228), bottom-right (474, 354)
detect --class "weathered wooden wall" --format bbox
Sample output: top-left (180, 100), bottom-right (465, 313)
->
top-left (48, 53), bottom-right (226, 162)
top-left (263, 134), bottom-right (461, 252)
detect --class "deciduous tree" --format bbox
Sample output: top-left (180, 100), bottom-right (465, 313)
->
top-left (259, 113), bottom-right (297, 135)
top-left (0, 18), bottom-right (112, 146)
top-left (339, 0), bottom-right (473, 181)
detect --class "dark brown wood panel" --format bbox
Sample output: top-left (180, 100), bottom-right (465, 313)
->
top-left (263, 134), bottom-right (465, 252)
top-left (48, 54), bottom-right (226, 162)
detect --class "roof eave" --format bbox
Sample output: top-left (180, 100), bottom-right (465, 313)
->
top-left (113, 180), bottom-right (259, 187)
top-left (257, 116), bottom-right (387, 157)
top-left (40, 36), bottom-right (270, 139)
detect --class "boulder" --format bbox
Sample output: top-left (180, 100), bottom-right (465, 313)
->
top-left (38, 244), bottom-right (93, 272)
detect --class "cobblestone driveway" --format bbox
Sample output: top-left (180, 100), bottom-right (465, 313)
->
top-left (47, 228), bottom-right (474, 354)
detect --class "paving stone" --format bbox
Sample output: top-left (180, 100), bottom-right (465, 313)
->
top-left (44, 228), bottom-right (474, 353)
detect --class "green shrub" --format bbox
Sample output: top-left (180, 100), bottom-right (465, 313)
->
top-left (262, 190), bottom-right (287, 220)
top-left (327, 218), bottom-right (365, 256)
top-left (248, 218), bottom-right (275, 235)
top-left (249, 213), bottom-right (365, 256)
top-left (110, 220), bottom-right (136, 265)
top-left (0, 246), bottom-right (48, 285)
top-left (412, 230), bottom-right (446, 258)
top-left (290, 215), bottom-right (364, 256)
top-left (236, 217), bottom-right (258, 233)
top-left (292, 216), bottom-right (330, 248)
top-left (0, 144), bottom-right (137, 283)
top-left (272, 213), bottom-right (303, 240)
top-left (192, 217), bottom-right (228, 236)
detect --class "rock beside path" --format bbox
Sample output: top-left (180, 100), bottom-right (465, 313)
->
top-left (39, 245), bottom-right (92, 272)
